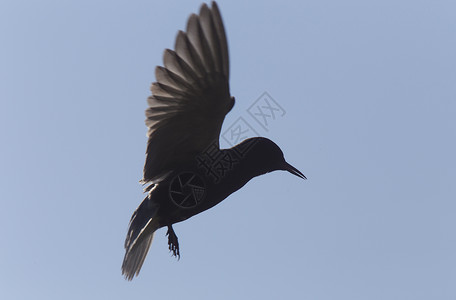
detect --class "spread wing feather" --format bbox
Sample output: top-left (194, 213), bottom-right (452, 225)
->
top-left (143, 2), bottom-right (233, 184)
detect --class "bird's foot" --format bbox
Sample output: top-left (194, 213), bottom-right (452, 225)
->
top-left (166, 225), bottom-right (180, 259)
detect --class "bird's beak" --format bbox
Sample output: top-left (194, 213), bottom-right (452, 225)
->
top-left (283, 162), bottom-right (307, 180)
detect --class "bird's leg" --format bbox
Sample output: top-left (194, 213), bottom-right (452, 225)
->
top-left (166, 225), bottom-right (180, 259)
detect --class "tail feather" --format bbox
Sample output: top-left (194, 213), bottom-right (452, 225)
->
top-left (122, 232), bottom-right (155, 280)
top-left (122, 195), bottom-right (160, 280)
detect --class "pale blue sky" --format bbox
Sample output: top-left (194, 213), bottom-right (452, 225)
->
top-left (1, 0), bottom-right (455, 299)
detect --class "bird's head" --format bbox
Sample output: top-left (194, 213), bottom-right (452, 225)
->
top-left (238, 137), bottom-right (306, 180)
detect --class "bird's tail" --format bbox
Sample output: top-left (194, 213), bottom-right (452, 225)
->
top-left (122, 196), bottom-right (160, 280)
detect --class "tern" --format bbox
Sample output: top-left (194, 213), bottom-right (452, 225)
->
top-left (122, 1), bottom-right (306, 280)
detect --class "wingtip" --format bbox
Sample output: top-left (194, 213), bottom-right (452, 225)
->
top-left (211, 1), bottom-right (220, 11)
top-left (200, 2), bottom-right (210, 13)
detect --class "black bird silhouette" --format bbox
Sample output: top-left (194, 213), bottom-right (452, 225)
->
top-left (122, 1), bottom-right (306, 280)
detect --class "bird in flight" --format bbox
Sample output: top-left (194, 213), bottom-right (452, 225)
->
top-left (122, 1), bottom-right (306, 280)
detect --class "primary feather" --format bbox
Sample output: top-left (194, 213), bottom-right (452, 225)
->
top-left (143, 2), bottom-right (233, 185)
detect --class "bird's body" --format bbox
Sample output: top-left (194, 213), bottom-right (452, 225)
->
top-left (122, 1), bottom-right (306, 280)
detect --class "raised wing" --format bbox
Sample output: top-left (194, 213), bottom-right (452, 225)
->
top-left (143, 1), bottom-right (234, 184)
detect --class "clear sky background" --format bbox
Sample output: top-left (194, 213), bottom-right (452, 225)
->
top-left (1, 0), bottom-right (455, 299)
